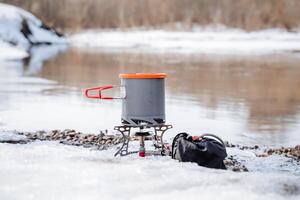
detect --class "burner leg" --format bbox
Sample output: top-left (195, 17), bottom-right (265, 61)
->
top-left (114, 126), bottom-right (131, 156)
top-left (154, 125), bottom-right (173, 155)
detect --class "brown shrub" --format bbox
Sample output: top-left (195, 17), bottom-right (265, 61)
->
top-left (1, 0), bottom-right (300, 31)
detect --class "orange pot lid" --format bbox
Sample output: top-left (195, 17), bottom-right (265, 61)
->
top-left (119, 73), bottom-right (167, 79)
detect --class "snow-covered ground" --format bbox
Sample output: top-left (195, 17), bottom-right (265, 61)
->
top-left (0, 140), bottom-right (299, 200)
top-left (71, 27), bottom-right (300, 55)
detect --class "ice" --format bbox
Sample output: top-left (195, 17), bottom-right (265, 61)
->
top-left (0, 131), bottom-right (27, 142)
top-left (71, 27), bottom-right (300, 55)
top-left (227, 148), bottom-right (300, 175)
top-left (0, 141), bottom-right (299, 200)
top-left (0, 62), bottom-right (59, 94)
top-left (0, 96), bottom-right (120, 133)
top-left (0, 39), bottom-right (28, 61)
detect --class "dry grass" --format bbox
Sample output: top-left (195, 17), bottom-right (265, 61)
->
top-left (2, 0), bottom-right (300, 31)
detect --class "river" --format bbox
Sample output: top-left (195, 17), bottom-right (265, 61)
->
top-left (1, 48), bottom-right (300, 147)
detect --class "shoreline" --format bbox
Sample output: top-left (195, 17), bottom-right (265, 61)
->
top-left (1, 129), bottom-right (299, 172)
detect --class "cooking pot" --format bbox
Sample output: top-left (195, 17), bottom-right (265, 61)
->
top-left (85, 73), bottom-right (167, 126)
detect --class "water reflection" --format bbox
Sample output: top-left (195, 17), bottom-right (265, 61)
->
top-left (1, 48), bottom-right (300, 146)
top-left (23, 44), bottom-right (69, 75)
top-left (38, 51), bottom-right (300, 125)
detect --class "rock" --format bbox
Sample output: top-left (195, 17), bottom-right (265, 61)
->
top-left (87, 135), bottom-right (96, 142)
top-left (232, 167), bottom-right (240, 172)
top-left (257, 153), bottom-right (268, 157)
top-left (102, 135), bottom-right (113, 140)
top-left (223, 160), bottom-right (234, 166)
top-left (50, 130), bottom-right (59, 136)
top-left (36, 130), bottom-right (46, 138)
top-left (100, 140), bottom-right (106, 145)
top-left (24, 132), bottom-right (31, 137)
top-left (267, 149), bottom-right (274, 155)
top-left (64, 129), bottom-right (75, 133)
top-left (282, 183), bottom-right (300, 195)
top-left (113, 137), bottom-right (122, 145)
top-left (66, 136), bottom-right (72, 141)
top-left (68, 131), bottom-right (76, 137)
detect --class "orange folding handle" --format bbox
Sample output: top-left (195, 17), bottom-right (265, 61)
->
top-left (85, 86), bottom-right (113, 100)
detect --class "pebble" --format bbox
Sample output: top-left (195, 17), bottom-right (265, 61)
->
top-left (224, 155), bottom-right (249, 172)
top-left (264, 146), bottom-right (300, 161)
top-left (257, 153), bottom-right (268, 157)
top-left (224, 141), bottom-right (259, 150)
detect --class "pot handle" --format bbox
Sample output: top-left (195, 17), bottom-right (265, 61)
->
top-left (85, 85), bottom-right (115, 100)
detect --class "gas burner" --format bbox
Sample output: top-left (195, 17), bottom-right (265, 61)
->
top-left (114, 124), bottom-right (173, 157)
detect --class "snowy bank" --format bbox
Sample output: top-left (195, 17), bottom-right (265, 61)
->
top-left (71, 27), bottom-right (300, 55)
top-left (0, 3), bottom-right (66, 47)
top-left (0, 3), bottom-right (67, 61)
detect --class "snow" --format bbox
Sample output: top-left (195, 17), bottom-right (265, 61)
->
top-left (0, 3), bottom-right (68, 61)
top-left (0, 3), bottom-right (67, 47)
top-left (0, 141), bottom-right (299, 200)
top-left (71, 27), bottom-right (300, 55)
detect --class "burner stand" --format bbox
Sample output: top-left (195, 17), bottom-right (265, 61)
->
top-left (114, 124), bottom-right (172, 157)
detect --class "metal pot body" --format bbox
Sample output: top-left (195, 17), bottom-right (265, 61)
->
top-left (85, 73), bottom-right (167, 126)
top-left (121, 76), bottom-right (165, 126)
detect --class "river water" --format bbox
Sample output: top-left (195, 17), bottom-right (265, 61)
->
top-left (1, 48), bottom-right (300, 147)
